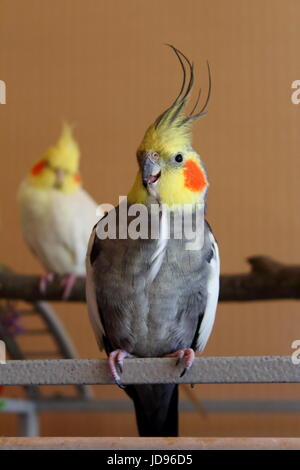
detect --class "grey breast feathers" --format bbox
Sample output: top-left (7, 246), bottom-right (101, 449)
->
top-left (86, 208), bottom-right (220, 357)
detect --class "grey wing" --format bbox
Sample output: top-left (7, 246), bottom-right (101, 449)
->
top-left (195, 229), bottom-right (220, 352)
top-left (85, 225), bottom-right (106, 351)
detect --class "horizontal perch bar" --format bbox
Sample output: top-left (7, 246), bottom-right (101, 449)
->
top-left (3, 397), bottom-right (300, 414)
top-left (1, 256), bottom-right (300, 302)
top-left (0, 269), bottom-right (85, 302)
top-left (0, 356), bottom-right (298, 385)
top-left (1, 436), bottom-right (300, 450)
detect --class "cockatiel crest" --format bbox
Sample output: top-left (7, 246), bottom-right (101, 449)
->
top-left (138, 106), bottom-right (193, 157)
top-left (129, 45), bottom-right (211, 207)
top-left (43, 123), bottom-right (80, 172)
top-left (29, 123), bottom-right (81, 194)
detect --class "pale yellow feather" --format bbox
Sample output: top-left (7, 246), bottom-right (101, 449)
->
top-left (29, 123), bottom-right (81, 194)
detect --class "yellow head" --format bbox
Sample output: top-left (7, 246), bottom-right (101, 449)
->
top-left (128, 46), bottom-right (211, 208)
top-left (28, 124), bottom-right (81, 194)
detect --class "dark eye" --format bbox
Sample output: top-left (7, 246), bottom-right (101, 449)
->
top-left (175, 153), bottom-right (183, 163)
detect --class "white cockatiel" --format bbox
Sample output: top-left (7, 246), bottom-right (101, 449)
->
top-left (18, 124), bottom-right (100, 298)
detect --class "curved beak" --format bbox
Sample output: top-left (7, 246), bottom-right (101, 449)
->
top-left (142, 152), bottom-right (161, 188)
top-left (54, 168), bottom-right (66, 189)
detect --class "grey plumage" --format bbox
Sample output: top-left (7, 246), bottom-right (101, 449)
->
top-left (85, 45), bottom-right (219, 437)
top-left (86, 206), bottom-right (219, 436)
top-left (88, 208), bottom-right (214, 356)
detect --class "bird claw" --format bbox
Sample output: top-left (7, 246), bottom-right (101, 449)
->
top-left (114, 377), bottom-right (126, 389)
top-left (180, 368), bottom-right (188, 378)
top-left (60, 273), bottom-right (78, 300)
top-left (108, 349), bottom-right (134, 388)
top-left (166, 348), bottom-right (195, 377)
top-left (39, 273), bottom-right (55, 293)
top-left (117, 360), bottom-right (123, 374)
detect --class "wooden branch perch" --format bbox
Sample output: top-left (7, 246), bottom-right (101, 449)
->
top-left (0, 256), bottom-right (300, 302)
top-left (220, 256), bottom-right (300, 301)
top-left (0, 267), bottom-right (85, 302)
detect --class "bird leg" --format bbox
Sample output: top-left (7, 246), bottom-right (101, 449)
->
top-left (108, 349), bottom-right (135, 388)
top-left (39, 273), bottom-right (55, 293)
top-left (60, 273), bottom-right (78, 300)
top-left (165, 348), bottom-right (195, 377)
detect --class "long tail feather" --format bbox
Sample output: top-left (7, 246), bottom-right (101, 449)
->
top-left (126, 384), bottom-right (178, 437)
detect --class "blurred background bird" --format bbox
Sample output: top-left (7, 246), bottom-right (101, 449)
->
top-left (86, 46), bottom-right (219, 436)
top-left (18, 124), bottom-right (99, 299)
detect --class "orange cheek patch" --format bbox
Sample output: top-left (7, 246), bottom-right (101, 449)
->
top-left (74, 173), bottom-right (81, 183)
top-left (31, 160), bottom-right (46, 176)
top-left (183, 159), bottom-right (207, 192)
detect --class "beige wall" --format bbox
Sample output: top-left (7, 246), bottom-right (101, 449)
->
top-left (1, 0), bottom-right (300, 436)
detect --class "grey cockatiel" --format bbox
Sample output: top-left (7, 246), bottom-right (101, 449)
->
top-left (86, 46), bottom-right (220, 436)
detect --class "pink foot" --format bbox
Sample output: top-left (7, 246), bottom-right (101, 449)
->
top-left (166, 348), bottom-right (195, 377)
top-left (108, 349), bottom-right (134, 388)
top-left (60, 273), bottom-right (78, 300)
top-left (39, 273), bottom-right (54, 293)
